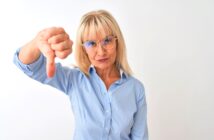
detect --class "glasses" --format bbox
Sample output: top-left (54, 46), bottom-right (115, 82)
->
top-left (82, 35), bottom-right (117, 51)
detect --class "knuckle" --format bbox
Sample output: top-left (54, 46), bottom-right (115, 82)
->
top-left (65, 33), bottom-right (70, 39)
top-left (44, 32), bottom-right (51, 39)
top-left (56, 52), bottom-right (67, 59)
top-left (51, 43), bottom-right (62, 51)
top-left (67, 40), bottom-right (73, 48)
top-left (58, 44), bottom-right (65, 51)
top-left (68, 48), bottom-right (72, 54)
top-left (59, 27), bottom-right (65, 32)
top-left (45, 49), bottom-right (54, 56)
top-left (49, 37), bottom-right (57, 44)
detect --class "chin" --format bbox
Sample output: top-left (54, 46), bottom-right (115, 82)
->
top-left (94, 62), bottom-right (114, 70)
top-left (95, 64), bottom-right (109, 70)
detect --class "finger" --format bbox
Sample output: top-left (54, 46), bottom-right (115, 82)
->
top-left (38, 42), bottom-right (56, 78)
top-left (46, 54), bottom-right (56, 78)
top-left (40, 27), bottom-right (65, 41)
top-left (38, 42), bottom-right (53, 57)
top-left (55, 48), bottom-right (72, 59)
top-left (48, 33), bottom-right (68, 44)
top-left (51, 39), bottom-right (73, 51)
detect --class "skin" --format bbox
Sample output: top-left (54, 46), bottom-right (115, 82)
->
top-left (18, 27), bottom-right (73, 77)
top-left (84, 35), bottom-right (120, 89)
top-left (18, 27), bottom-right (119, 89)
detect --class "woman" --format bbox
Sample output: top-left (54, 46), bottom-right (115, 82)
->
top-left (14, 10), bottom-right (148, 140)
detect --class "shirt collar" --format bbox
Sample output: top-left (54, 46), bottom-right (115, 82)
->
top-left (88, 65), bottom-right (128, 79)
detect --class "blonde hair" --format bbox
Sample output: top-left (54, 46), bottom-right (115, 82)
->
top-left (75, 10), bottom-right (132, 76)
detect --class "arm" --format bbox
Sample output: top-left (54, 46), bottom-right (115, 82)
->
top-left (18, 38), bottom-right (41, 64)
top-left (14, 27), bottom-right (73, 94)
top-left (130, 85), bottom-right (149, 140)
top-left (18, 27), bottom-right (73, 77)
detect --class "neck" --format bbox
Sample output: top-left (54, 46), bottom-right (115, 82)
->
top-left (95, 65), bottom-right (120, 90)
top-left (96, 65), bottom-right (119, 79)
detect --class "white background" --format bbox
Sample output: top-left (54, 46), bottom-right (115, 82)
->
top-left (0, 0), bottom-right (214, 140)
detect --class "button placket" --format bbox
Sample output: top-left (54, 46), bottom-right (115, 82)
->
top-left (103, 91), bottom-right (112, 135)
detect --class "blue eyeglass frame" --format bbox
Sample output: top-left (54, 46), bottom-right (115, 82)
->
top-left (82, 35), bottom-right (117, 49)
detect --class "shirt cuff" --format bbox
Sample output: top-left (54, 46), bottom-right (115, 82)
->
top-left (13, 48), bottom-right (45, 76)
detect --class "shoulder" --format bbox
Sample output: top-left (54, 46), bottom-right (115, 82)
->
top-left (55, 63), bottom-right (87, 80)
top-left (127, 76), bottom-right (145, 90)
top-left (126, 76), bottom-right (146, 99)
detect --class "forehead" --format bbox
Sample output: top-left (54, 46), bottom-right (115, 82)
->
top-left (83, 28), bottom-right (112, 42)
top-left (82, 20), bottom-right (113, 41)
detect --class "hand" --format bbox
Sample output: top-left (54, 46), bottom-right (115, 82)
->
top-left (35, 27), bottom-right (73, 77)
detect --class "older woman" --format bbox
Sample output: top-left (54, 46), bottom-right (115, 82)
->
top-left (14, 10), bottom-right (148, 140)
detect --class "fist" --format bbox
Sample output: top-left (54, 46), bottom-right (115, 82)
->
top-left (35, 27), bottom-right (73, 77)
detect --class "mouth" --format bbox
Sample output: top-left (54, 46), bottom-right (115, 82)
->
top-left (97, 58), bottom-right (108, 63)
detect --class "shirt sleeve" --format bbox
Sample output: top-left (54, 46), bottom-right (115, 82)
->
top-left (13, 48), bottom-right (73, 95)
top-left (130, 83), bottom-right (149, 140)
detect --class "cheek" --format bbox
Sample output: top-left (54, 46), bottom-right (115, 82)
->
top-left (110, 48), bottom-right (117, 59)
top-left (111, 51), bottom-right (117, 61)
top-left (86, 51), bottom-right (95, 62)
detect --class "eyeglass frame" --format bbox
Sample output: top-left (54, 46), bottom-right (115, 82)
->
top-left (82, 35), bottom-right (117, 51)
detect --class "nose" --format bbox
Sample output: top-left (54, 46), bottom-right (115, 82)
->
top-left (96, 43), bottom-right (106, 55)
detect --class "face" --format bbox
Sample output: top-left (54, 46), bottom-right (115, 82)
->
top-left (83, 34), bottom-right (117, 71)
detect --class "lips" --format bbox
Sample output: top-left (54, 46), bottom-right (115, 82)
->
top-left (97, 58), bottom-right (108, 62)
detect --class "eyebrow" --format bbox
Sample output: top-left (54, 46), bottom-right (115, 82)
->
top-left (83, 35), bottom-right (110, 42)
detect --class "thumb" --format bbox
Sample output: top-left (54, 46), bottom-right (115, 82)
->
top-left (46, 54), bottom-right (55, 78)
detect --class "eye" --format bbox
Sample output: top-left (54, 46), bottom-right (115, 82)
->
top-left (103, 37), bottom-right (112, 45)
top-left (84, 41), bottom-right (96, 48)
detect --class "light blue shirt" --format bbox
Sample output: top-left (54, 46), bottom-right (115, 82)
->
top-left (13, 49), bottom-right (148, 140)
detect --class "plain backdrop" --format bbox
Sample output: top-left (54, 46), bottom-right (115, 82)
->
top-left (0, 0), bottom-right (214, 140)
